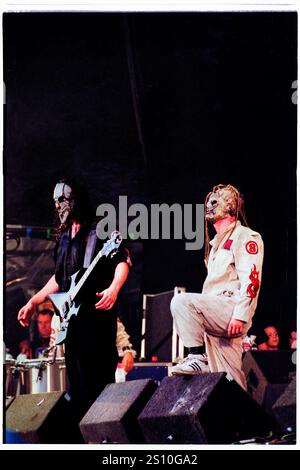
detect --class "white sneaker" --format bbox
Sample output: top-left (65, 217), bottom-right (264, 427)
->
top-left (171, 353), bottom-right (210, 375)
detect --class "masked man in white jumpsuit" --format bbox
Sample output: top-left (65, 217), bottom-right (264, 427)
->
top-left (171, 184), bottom-right (264, 390)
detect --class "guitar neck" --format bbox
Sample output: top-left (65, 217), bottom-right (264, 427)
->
top-left (70, 248), bottom-right (103, 301)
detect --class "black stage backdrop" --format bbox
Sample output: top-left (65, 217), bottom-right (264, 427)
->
top-left (3, 13), bottom-right (297, 348)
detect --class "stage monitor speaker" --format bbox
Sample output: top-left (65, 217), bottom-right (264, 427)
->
top-left (79, 379), bottom-right (158, 444)
top-left (5, 397), bottom-right (15, 410)
top-left (5, 391), bottom-right (83, 444)
top-left (138, 373), bottom-right (275, 444)
top-left (242, 350), bottom-right (295, 413)
top-left (272, 376), bottom-right (296, 431)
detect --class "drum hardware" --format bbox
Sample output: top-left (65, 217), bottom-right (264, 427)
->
top-left (41, 345), bottom-right (57, 364)
top-left (36, 361), bottom-right (47, 383)
top-left (5, 355), bottom-right (68, 396)
top-left (5, 360), bottom-right (22, 397)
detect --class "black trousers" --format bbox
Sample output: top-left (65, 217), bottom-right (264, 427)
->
top-left (64, 304), bottom-right (118, 422)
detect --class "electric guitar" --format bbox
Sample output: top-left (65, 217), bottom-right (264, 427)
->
top-left (48, 230), bottom-right (122, 345)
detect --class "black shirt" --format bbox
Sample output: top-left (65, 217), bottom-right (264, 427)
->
top-left (54, 223), bottom-right (131, 299)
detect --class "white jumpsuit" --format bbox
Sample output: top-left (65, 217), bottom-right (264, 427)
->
top-left (171, 220), bottom-right (264, 389)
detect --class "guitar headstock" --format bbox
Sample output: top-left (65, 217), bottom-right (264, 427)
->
top-left (102, 230), bottom-right (123, 258)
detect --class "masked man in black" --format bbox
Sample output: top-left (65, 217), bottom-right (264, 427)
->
top-left (18, 179), bottom-right (131, 421)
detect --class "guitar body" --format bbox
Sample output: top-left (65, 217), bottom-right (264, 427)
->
top-left (48, 272), bottom-right (80, 345)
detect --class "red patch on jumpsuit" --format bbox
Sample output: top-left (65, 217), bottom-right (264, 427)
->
top-left (247, 265), bottom-right (260, 299)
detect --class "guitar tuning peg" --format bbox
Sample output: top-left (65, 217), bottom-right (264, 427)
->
top-left (110, 230), bottom-right (122, 243)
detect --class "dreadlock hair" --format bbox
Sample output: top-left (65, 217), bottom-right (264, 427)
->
top-left (53, 178), bottom-right (94, 241)
top-left (204, 184), bottom-right (248, 266)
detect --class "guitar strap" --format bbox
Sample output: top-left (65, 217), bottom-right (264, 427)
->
top-left (83, 229), bottom-right (97, 268)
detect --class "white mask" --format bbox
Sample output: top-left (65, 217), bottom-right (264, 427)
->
top-left (53, 183), bottom-right (75, 224)
top-left (205, 186), bottom-right (238, 224)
